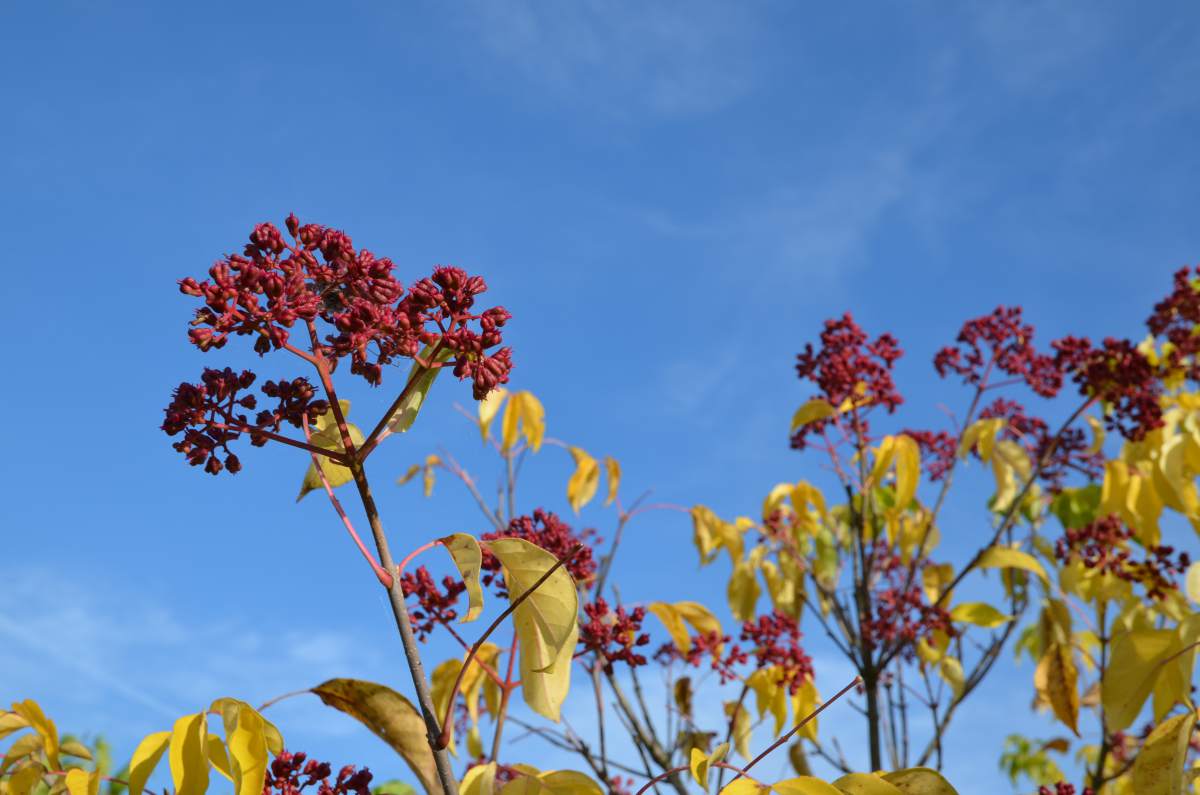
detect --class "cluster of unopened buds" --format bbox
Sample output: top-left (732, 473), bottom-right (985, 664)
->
top-left (263, 750), bottom-right (372, 795)
top-left (480, 510), bottom-right (599, 595)
top-left (739, 610), bottom-right (814, 693)
top-left (791, 313), bottom-right (904, 450)
top-left (1053, 336), bottom-right (1163, 441)
top-left (860, 546), bottom-right (955, 655)
top-left (1054, 514), bottom-right (1190, 599)
top-left (400, 566), bottom-right (469, 641)
top-left (163, 215), bottom-right (513, 474)
top-left (1147, 265), bottom-right (1200, 379)
top-left (655, 630), bottom-right (747, 685)
top-left (578, 598), bottom-right (650, 673)
top-left (1038, 784), bottom-right (1093, 795)
top-left (934, 306), bottom-right (1062, 397)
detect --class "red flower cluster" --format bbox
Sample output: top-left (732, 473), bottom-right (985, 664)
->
top-left (792, 314), bottom-right (904, 450)
top-left (654, 631), bottom-right (747, 685)
top-left (978, 398), bottom-right (1102, 489)
top-left (161, 368), bottom-right (330, 475)
top-left (179, 215), bottom-right (513, 396)
top-left (861, 546), bottom-right (955, 655)
top-left (263, 751), bottom-right (372, 795)
top-left (578, 598), bottom-right (650, 674)
top-left (1054, 515), bottom-right (1190, 600)
top-left (739, 611), bottom-right (814, 693)
top-left (400, 566), bottom-right (468, 641)
top-left (933, 306), bottom-right (1062, 398)
top-left (1053, 337), bottom-right (1162, 441)
top-left (1147, 265), bottom-right (1200, 379)
top-left (480, 510), bottom-right (599, 594)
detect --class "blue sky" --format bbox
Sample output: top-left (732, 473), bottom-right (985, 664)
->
top-left (2, 1), bottom-right (1199, 793)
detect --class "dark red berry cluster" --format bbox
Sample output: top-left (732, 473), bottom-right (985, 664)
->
top-left (161, 367), bottom-right (329, 475)
top-left (791, 314), bottom-right (903, 450)
top-left (654, 631), bottom-right (747, 685)
top-left (263, 750), bottom-right (372, 795)
top-left (933, 306), bottom-right (1062, 398)
top-left (1147, 265), bottom-right (1200, 379)
top-left (861, 546), bottom-right (955, 656)
top-left (1038, 784), bottom-right (1092, 795)
top-left (1054, 515), bottom-right (1190, 600)
top-left (578, 598), bottom-right (650, 674)
top-left (179, 215), bottom-right (512, 394)
top-left (400, 566), bottom-right (468, 641)
top-left (480, 510), bottom-right (599, 594)
top-left (1053, 337), bottom-right (1163, 441)
top-left (739, 610), bottom-right (814, 693)
top-left (978, 398), bottom-right (1102, 489)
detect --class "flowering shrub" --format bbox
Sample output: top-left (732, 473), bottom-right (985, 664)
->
top-left (6, 219), bottom-right (1199, 795)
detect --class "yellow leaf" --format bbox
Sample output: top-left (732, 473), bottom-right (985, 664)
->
top-left (478, 388), bottom-right (509, 442)
top-left (501, 392), bottom-right (545, 453)
top-left (206, 735), bottom-right (232, 781)
top-left (423, 453), bottom-right (440, 498)
top-left (1085, 415), bottom-right (1105, 454)
top-left (396, 464), bottom-right (421, 486)
top-left (208, 699), bottom-right (282, 757)
top-left (938, 657), bottom-right (965, 700)
top-left (791, 676), bottom-right (821, 742)
top-left (948, 602), bottom-right (1013, 629)
top-left (1132, 710), bottom-right (1197, 795)
top-left (879, 767), bottom-right (959, 794)
top-left (921, 564), bottom-right (954, 606)
top-left (226, 704), bottom-right (270, 795)
top-left (761, 560), bottom-right (800, 620)
top-left (725, 701), bottom-right (752, 760)
top-left (462, 762), bottom-right (497, 795)
top-left (6, 762), bottom-right (45, 795)
top-left (460, 643), bottom-right (503, 726)
top-left (772, 778), bottom-right (842, 795)
top-left (828, 773), bottom-right (904, 794)
top-left (167, 712), bottom-right (209, 795)
top-left (1102, 629), bottom-right (1178, 732)
top-left (976, 546), bottom-right (1048, 585)
top-left (64, 770), bottom-right (98, 795)
top-left (566, 447), bottom-right (600, 514)
top-left (388, 345), bottom-right (455, 433)
top-left (431, 659), bottom-right (462, 755)
top-left (11, 700), bottom-right (59, 771)
top-left (58, 741), bottom-right (92, 761)
top-left (1186, 562), bottom-right (1200, 604)
top-left (720, 781), bottom-right (768, 795)
top-left (484, 538), bottom-right (579, 720)
top-left (957, 417), bottom-right (1004, 460)
top-left (537, 769), bottom-right (604, 795)
top-left (603, 457), bottom-right (621, 507)
top-left (125, 731), bottom-right (170, 795)
top-left (728, 561), bottom-right (761, 622)
top-left (893, 434), bottom-right (920, 508)
top-left (0, 711), bottom-right (30, 741)
top-left (746, 669), bottom-right (788, 736)
top-left (688, 742), bottom-right (729, 789)
top-left (691, 505), bottom-right (722, 564)
top-left (297, 403), bottom-right (365, 502)
top-left (791, 399), bottom-right (836, 432)
top-left (311, 679), bottom-right (443, 795)
top-left (440, 533), bottom-right (485, 622)
top-left (647, 602), bottom-right (722, 655)
top-left (1035, 643), bottom-right (1079, 736)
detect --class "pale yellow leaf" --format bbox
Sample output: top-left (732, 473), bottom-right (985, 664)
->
top-left (948, 602), bottom-right (1013, 629)
top-left (11, 700), bottom-right (59, 771)
top-left (64, 769), bottom-right (98, 795)
top-left (829, 773), bottom-right (904, 794)
top-left (879, 767), bottom-right (959, 794)
top-left (728, 561), bottom-right (761, 622)
top-left (59, 741), bottom-right (92, 761)
top-left (0, 712), bottom-right (30, 741)
top-left (297, 408), bottom-right (365, 502)
top-left (388, 345), bottom-right (454, 433)
top-left (431, 659), bottom-right (462, 755)
top-left (461, 762), bottom-right (497, 795)
top-left (938, 657), bottom-right (965, 700)
top-left (478, 389), bottom-right (508, 442)
top-left (976, 546), bottom-right (1048, 585)
top-left (1034, 643), bottom-right (1079, 736)
top-left (440, 533), bottom-right (485, 622)
top-left (1186, 562), bottom-right (1200, 604)
top-left (688, 742), bottom-right (729, 790)
top-left (566, 447), bottom-right (600, 514)
top-left (6, 762), bottom-right (45, 795)
top-left (206, 735), bottom-right (232, 781)
top-left (772, 778), bottom-right (843, 795)
top-left (1102, 629), bottom-right (1178, 732)
top-left (893, 434), bottom-right (920, 508)
top-left (485, 538), bottom-right (579, 720)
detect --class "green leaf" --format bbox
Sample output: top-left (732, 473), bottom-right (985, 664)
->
top-left (297, 401), bottom-right (365, 502)
top-left (374, 781), bottom-right (417, 795)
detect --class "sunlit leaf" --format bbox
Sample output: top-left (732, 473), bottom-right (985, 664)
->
top-left (11, 700), bottom-right (60, 771)
top-left (976, 546), bottom-right (1048, 585)
top-left (125, 732), bottom-right (170, 795)
top-left (728, 561), bottom-right (761, 622)
top-left (790, 399), bottom-right (836, 432)
top-left (949, 602), bottom-right (1013, 629)
top-left (64, 769), bottom-right (99, 795)
top-left (603, 457), bottom-right (621, 507)
top-left (167, 713), bottom-right (209, 795)
top-left (725, 701), bottom-right (751, 760)
top-left (501, 392), bottom-right (545, 453)
top-left (879, 767), bottom-right (959, 794)
top-left (772, 777), bottom-right (842, 795)
top-left (1102, 629), bottom-right (1178, 732)
top-left (828, 773), bottom-right (904, 794)
top-left (688, 742), bottom-right (728, 789)
top-left (297, 401), bottom-right (365, 502)
top-left (1034, 643), bottom-right (1079, 736)
top-left (647, 602), bottom-right (721, 655)
top-left (311, 679), bottom-right (443, 795)
top-left (938, 657), bottom-right (965, 700)
top-left (479, 389), bottom-right (509, 443)
top-left (566, 447), bottom-right (600, 514)
top-left (59, 741), bottom-right (92, 761)
top-left (430, 659), bottom-right (461, 755)
top-left (388, 345), bottom-right (455, 433)
top-left (440, 533), bottom-right (484, 622)
top-left (1131, 710), bottom-right (1196, 795)
top-left (484, 538), bottom-right (579, 720)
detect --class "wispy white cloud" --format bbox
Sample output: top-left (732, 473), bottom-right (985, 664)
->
top-left (456, 0), bottom-right (763, 118)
